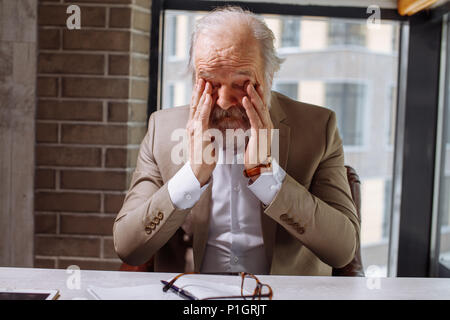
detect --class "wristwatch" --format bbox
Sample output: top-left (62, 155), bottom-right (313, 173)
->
top-left (243, 159), bottom-right (272, 178)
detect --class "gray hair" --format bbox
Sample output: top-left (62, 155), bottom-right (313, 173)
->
top-left (188, 6), bottom-right (284, 94)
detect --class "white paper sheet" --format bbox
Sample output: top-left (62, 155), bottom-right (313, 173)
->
top-left (87, 284), bottom-right (184, 300)
top-left (87, 276), bottom-right (249, 300)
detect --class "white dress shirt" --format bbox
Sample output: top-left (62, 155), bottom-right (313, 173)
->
top-left (168, 151), bottom-right (286, 274)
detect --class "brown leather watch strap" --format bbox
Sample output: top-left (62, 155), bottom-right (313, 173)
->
top-left (243, 163), bottom-right (271, 178)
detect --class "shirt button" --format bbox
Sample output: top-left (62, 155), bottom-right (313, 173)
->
top-left (270, 185), bottom-right (278, 190)
top-left (185, 193), bottom-right (192, 200)
top-left (233, 185), bottom-right (240, 192)
top-left (233, 257), bottom-right (239, 264)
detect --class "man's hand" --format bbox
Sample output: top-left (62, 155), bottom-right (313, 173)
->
top-left (187, 78), bottom-right (216, 187)
top-left (242, 83), bottom-right (274, 181)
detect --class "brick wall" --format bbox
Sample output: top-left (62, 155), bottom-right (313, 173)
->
top-left (35, 0), bottom-right (150, 270)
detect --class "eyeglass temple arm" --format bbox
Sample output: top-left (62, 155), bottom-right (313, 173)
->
top-left (162, 272), bottom-right (198, 292)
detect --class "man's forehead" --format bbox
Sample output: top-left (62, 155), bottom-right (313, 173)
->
top-left (198, 69), bottom-right (253, 78)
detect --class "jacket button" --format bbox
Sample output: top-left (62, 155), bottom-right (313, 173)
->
top-left (280, 214), bottom-right (288, 221)
top-left (150, 222), bottom-right (156, 230)
top-left (297, 226), bottom-right (305, 234)
top-left (145, 226), bottom-right (152, 235)
top-left (157, 212), bottom-right (164, 220)
top-left (153, 217), bottom-right (160, 225)
top-left (292, 223), bottom-right (299, 228)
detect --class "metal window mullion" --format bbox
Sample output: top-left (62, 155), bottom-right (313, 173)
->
top-left (388, 21), bottom-right (409, 278)
top-left (396, 13), bottom-right (443, 277)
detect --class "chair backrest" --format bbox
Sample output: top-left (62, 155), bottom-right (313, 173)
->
top-left (120, 165), bottom-right (365, 276)
top-left (331, 165), bottom-right (365, 277)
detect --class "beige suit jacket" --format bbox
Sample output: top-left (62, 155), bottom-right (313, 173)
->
top-left (113, 91), bottom-right (360, 276)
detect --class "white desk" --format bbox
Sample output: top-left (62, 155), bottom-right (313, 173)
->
top-left (0, 267), bottom-right (449, 300)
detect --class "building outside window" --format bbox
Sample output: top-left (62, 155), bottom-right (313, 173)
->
top-left (328, 19), bottom-right (366, 47)
top-left (166, 15), bottom-right (177, 57)
top-left (325, 82), bottom-right (366, 147)
top-left (274, 81), bottom-right (298, 100)
top-left (281, 18), bottom-right (301, 48)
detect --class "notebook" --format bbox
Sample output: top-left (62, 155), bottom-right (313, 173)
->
top-left (88, 275), bottom-right (249, 300)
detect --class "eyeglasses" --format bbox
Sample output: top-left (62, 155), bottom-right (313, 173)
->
top-left (161, 272), bottom-right (273, 300)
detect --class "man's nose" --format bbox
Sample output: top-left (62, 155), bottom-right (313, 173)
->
top-left (215, 85), bottom-right (237, 110)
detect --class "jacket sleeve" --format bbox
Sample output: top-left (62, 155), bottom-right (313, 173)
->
top-left (264, 111), bottom-right (360, 268)
top-left (113, 113), bottom-right (190, 266)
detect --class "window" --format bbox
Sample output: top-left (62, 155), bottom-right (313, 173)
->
top-left (162, 11), bottom-right (199, 109)
top-left (325, 82), bottom-right (366, 147)
top-left (328, 19), bottom-right (366, 47)
top-left (281, 18), bottom-right (300, 48)
top-left (274, 82), bottom-right (298, 100)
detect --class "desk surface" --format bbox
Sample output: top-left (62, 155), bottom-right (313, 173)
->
top-left (1, 267), bottom-right (449, 300)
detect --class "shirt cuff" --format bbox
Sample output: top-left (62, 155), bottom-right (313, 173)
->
top-left (247, 158), bottom-right (286, 206)
top-left (168, 162), bottom-right (209, 210)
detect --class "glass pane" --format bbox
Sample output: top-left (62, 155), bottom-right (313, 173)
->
top-left (325, 83), bottom-right (365, 146)
top-left (161, 11), bottom-right (401, 277)
top-left (328, 20), bottom-right (367, 47)
top-left (438, 17), bottom-right (450, 273)
top-left (274, 82), bottom-right (298, 100)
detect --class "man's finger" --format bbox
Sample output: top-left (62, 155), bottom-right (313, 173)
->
top-left (194, 82), bottom-right (208, 121)
top-left (242, 96), bottom-right (263, 129)
top-left (247, 83), bottom-right (269, 125)
top-left (190, 78), bottom-right (205, 120)
top-left (198, 82), bottom-right (213, 124)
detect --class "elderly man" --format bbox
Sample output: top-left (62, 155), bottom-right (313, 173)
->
top-left (113, 7), bottom-right (360, 276)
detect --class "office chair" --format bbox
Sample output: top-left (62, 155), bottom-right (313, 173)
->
top-left (331, 165), bottom-right (365, 276)
top-left (119, 165), bottom-right (365, 276)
